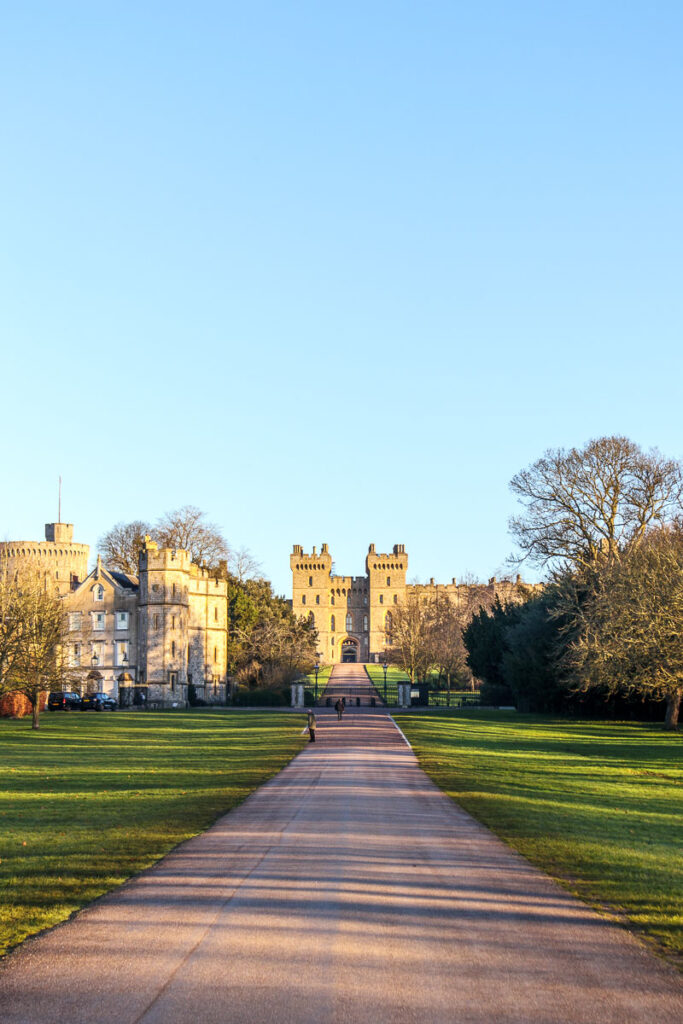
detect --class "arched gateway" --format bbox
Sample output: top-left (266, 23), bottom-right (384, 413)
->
top-left (341, 638), bottom-right (359, 663)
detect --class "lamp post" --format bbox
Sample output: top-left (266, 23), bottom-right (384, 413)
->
top-left (314, 657), bottom-right (320, 702)
top-left (382, 659), bottom-right (388, 703)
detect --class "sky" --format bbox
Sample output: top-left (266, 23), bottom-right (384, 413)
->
top-left (1, 1), bottom-right (682, 596)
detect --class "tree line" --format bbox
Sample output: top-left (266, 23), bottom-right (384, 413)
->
top-left (466, 437), bottom-right (683, 728)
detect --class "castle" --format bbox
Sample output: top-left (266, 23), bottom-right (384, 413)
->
top-left (0, 523), bottom-right (228, 707)
top-left (291, 543), bottom-right (537, 665)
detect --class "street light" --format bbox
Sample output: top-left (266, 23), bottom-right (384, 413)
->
top-left (382, 658), bottom-right (388, 703)
top-left (314, 656), bottom-right (320, 702)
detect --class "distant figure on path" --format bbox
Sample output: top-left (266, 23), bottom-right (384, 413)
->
top-left (335, 699), bottom-right (344, 720)
top-left (307, 709), bottom-right (316, 743)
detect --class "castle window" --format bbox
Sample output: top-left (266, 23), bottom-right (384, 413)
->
top-left (308, 611), bottom-right (315, 626)
top-left (70, 643), bottom-right (81, 667)
top-left (92, 611), bottom-right (106, 631)
top-left (214, 646), bottom-right (218, 663)
top-left (386, 576), bottom-right (391, 587)
top-left (316, 595), bottom-right (320, 605)
top-left (116, 641), bottom-right (129, 666)
top-left (171, 641), bottom-right (176, 657)
top-left (309, 576), bottom-right (313, 586)
top-left (214, 606), bottom-right (218, 622)
top-left (154, 614), bottom-right (160, 630)
top-left (69, 612), bottom-right (82, 631)
top-left (172, 615), bottom-right (176, 630)
top-left (331, 615), bottom-right (335, 632)
top-left (331, 595), bottom-right (335, 605)
top-left (379, 594), bottom-right (384, 605)
top-left (116, 611), bottom-right (129, 630)
top-left (172, 583), bottom-right (176, 596)
top-left (94, 584), bottom-right (104, 602)
top-left (385, 612), bottom-right (393, 638)
top-left (346, 613), bottom-right (353, 632)
top-left (393, 594), bottom-right (398, 604)
top-left (363, 595), bottom-right (367, 605)
top-left (302, 595), bottom-right (306, 605)
top-left (169, 671), bottom-right (177, 690)
top-left (363, 615), bottom-right (368, 632)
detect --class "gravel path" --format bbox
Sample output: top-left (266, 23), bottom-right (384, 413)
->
top-left (1, 668), bottom-right (681, 1023)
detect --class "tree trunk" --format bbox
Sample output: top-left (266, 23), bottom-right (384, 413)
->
top-left (32, 698), bottom-right (40, 730)
top-left (664, 687), bottom-right (681, 729)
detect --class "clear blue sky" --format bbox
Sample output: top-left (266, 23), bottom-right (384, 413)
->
top-left (2, 2), bottom-right (682, 595)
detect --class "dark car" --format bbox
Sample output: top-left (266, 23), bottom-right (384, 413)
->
top-left (80, 691), bottom-right (118, 712)
top-left (48, 692), bottom-right (83, 711)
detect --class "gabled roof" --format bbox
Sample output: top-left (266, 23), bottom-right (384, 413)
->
top-left (109, 571), bottom-right (139, 590)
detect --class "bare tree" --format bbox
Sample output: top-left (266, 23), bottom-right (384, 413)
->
top-left (385, 593), bottom-right (435, 683)
top-left (154, 506), bottom-right (229, 567)
top-left (564, 524), bottom-right (683, 728)
top-left (0, 561), bottom-right (28, 694)
top-left (228, 545), bottom-right (262, 582)
top-left (98, 520), bottom-right (151, 574)
top-left (509, 436), bottom-right (683, 575)
top-left (2, 567), bottom-right (68, 729)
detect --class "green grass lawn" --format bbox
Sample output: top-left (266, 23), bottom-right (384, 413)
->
top-left (365, 664), bottom-right (408, 703)
top-left (307, 665), bottom-right (333, 695)
top-left (365, 666), bottom-right (476, 706)
top-left (0, 709), bottom-right (306, 957)
top-left (397, 710), bottom-right (683, 963)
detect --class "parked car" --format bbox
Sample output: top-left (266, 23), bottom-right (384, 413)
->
top-left (48, 692), bottom-right (83, 711)
top-left (80, 692), bottom-right (118, 712)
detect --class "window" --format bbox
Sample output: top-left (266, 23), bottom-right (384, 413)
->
top-left (331, 595), bottom-right (335, 605)
top-left (169, 671), bottom-right (178, 691)
top-left (94, 584), bottom-right (104, 602)
top-left (214, 606), bottom-right (218, 622)
top-left (154, 614), bottom-right (160, 630)
top-left (92, 611), bottom-right (106, 631)
top-left (116, 611), bottom-right (129, 630)
top-left (385, 612), bottom-right (393, 633)
top-left (386, 576), bottom-right (391, 587)
top-left (172, 583), bottom-right (176, 596)
top-left (308, 612), bottom-right (315, 626)
top-left (363, 615), bottom-right (368, 632)
top-left (91, 642), bottom-right (103, 666)
top-left (309, 576), bottom-right (313, 586)
top-left (379, 594), bottom-right (384, 605)
top-left (346, 613), bottom-right (353, 632)
top-left (330, 615), bottom-right (335, 632)
top-left (213, 646), bottom-right (218, 663)
top-left (315, 594), bottom-right (320, 605)
top-left (115, 641), bottom-right (129, 666)
top-left (363, 595), bottom-right (367, 605)
top-left (69, 612), bottom-right (82, 631)
top-left (171, 615), bottom-right (176, 630)
top-left (70, 643), bottom-right (81, 667)
top-left (171, 640), bottom-right (176, 657)
top-left (393, 594), bottom-right (398, 604)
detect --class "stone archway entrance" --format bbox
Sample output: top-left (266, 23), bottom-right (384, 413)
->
top-left (341, 638), bottom-right (359, 663)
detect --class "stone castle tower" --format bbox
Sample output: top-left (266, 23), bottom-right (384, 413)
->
top-left (0, 523), bottom-right (89, 595)
top-left (291, 543), bottom-right (408, 664)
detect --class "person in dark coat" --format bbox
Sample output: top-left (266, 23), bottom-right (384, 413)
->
top-left (335, 699), bottom-right (344, 720)
top-left (307, 709), bottom-right (317, 742)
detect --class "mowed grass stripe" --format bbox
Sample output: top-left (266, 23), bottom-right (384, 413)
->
top-left (397, 711), bottom-right (683, 962)
top-left (0, 710), bottom-right (306, 956)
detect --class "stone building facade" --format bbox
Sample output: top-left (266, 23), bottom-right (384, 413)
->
top-left (1, 523), bottom-right (228, 707)
top-left (291, 543), bottom-right (539, 665)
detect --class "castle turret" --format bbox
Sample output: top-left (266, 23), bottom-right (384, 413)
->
top-left (138, 539), bottom-right (191, 702)
top-left (0, 522), bottom-right (89, 596)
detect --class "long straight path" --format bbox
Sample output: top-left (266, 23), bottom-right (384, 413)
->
top-left (1, 668), bottom-right (681, 1023)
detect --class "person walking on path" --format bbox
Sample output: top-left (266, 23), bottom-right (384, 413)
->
top-left (335, 699), bottom-right (344, 720)
top-left (307, 709), bottom-right (316, 742)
